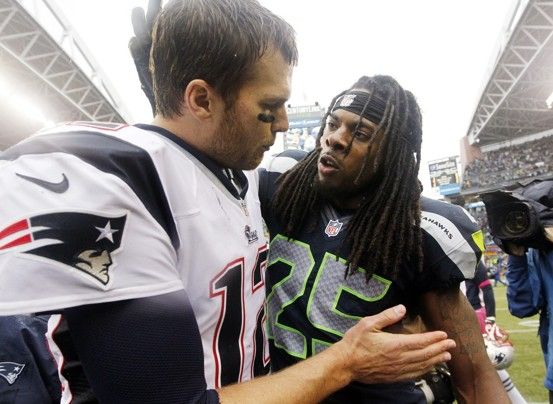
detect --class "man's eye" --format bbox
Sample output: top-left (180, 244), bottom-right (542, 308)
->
top-left (326, 121), bottom-right (337, 130)
top-left (354, 131), bottom-right (371, 140)
top-left (263, 103), bottom-right (281, 111)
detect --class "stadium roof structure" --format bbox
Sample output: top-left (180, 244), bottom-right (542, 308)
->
top-left (467, 0), bottom-right (553, 147)
top-left (0, 0), bottom-right (130, 150)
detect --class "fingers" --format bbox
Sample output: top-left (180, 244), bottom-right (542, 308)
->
top-left (392, 335), bottom-right (455, 379)
top-left (398, 330), bottom-right (453, 350)
top-left (130, 1), bottom-right (161, 47)
top-left (129, 2), bottom-right (157, 114)
top-left (400, 349), bottom-right (452, 381)
top-left (146, 0), bottom-right (162, 27)
top-left (131, 7), bottom-right (147, 38)
top-left (344, 309), bottom-right (458, 384)
top-left (352, 334), bottom-right (455, 384)
top-left (384, 331), bottom-right (455, 363)
top-left (412, 336), bottom-right (455, 362)
top-left (360, 305), bottom-right (407, 331)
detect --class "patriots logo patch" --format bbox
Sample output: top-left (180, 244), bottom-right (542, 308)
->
top-left (0, 362), bottom-right (25, 385)
top-left (494, 352), bottom-right (506, 363)
top-left (0, 212), bottom-right (127, 287)
top-left (324, 219), bottom-right (343, 237)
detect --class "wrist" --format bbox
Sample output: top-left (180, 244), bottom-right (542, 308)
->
top-left (324, 340), bottom-right (355, 387)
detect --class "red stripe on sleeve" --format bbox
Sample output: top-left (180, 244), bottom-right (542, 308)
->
top-left (0, 219), bottom-right (29, 241)
top-left (0, 234), bottom-right (32, 250)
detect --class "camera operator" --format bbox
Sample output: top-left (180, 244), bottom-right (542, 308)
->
top-left (481, 180), bottom-right (553, 401)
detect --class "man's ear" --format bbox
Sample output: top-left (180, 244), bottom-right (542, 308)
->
top-left (183, 79), bottom-right (222, 120)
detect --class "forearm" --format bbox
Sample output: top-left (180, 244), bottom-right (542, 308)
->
top-left (218, 343), bottom-right (351, 404)
top-left (440, 301), bottom-right (502, 403)
top-left (219, 304), bottom-right (456, 403)
top-left (451, 366), bottom-right (504, 404)
top-left (420, 288), bottom-right (508, 403)
top-left (448, 346), bottom-right (505, 403)
top-left (64, 291), bottom-right (219, 403)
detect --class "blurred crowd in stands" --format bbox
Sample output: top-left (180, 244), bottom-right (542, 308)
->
top-left (462, 135), bottom-right (553, 190)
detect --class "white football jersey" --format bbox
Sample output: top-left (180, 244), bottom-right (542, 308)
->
top-left (0, 122), bottom-right (270, 388)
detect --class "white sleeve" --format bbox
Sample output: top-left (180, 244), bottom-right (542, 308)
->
top-left (0, 146), bottom-right (183, 315)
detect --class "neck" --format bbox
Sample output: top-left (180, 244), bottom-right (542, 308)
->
top-left (152, 115), bottom-right (210, 155)
top-left (327, 194), bottom-right (364, 211)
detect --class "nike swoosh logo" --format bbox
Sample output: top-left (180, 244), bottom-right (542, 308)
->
top-left (16, 173), bottom-right (69, 193)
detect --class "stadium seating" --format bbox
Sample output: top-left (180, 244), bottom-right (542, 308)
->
top-left (462, 135), bottom-right (553, 191)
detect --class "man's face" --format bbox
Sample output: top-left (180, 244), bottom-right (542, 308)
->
top-left (210, 49), bottom-right (292, 170)
top-left (316, 101), bottom-right (385, 207)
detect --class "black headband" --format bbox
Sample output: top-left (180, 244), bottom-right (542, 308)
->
top-left (332, 90), bottom-right (387, 124)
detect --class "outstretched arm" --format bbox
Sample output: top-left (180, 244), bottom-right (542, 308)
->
top-left (64, 290), bottom-right (219, 403)
top-left (218, 304), bottom-right (455, 403)
top-left (67, 297), bottom-right (454, 403)
top-left (419, 287), bottom-right (508, 404)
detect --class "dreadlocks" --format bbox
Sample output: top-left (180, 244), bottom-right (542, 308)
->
top-left (272, 75), bottom-right (423, 282)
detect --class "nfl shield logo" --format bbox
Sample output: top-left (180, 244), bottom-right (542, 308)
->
top-left (325, 219), bottom-right (343, 237)
top-left (340, 94), bottom-right (356, 107)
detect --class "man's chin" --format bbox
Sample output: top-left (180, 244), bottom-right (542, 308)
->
top-left (233, 156), bottom-right (262, 171)
top-left (314, 176), bottom-right (337, 198)
top-left (315, 177), bottom-right (365, 204)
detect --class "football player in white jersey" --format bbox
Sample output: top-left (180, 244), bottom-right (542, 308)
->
top-left (0, 0), bottom-right (456, 402)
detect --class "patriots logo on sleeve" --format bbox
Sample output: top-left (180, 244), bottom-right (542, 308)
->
top-left (0, 212), bottom-right (127, 287)
top-left (0, 362), bottom-right (25, 385)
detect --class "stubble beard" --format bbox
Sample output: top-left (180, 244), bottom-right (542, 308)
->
top-left (212, 108), bottom-right (244, 169)
top-left (211, 107), bottom-right (255, 170)
top-left (314, 172), bottom-right (374, 208)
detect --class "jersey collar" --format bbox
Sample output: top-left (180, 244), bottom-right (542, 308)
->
top-left (135, 124), bottom-right (249, 200)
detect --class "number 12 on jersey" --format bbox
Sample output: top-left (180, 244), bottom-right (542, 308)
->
top-left (209, 245), bottom-right (270, 387)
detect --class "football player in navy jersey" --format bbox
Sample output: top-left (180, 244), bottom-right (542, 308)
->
top-left (0, 0), bottom-right (456, 402)
top-left (257, 75), bottom-right (508, 403)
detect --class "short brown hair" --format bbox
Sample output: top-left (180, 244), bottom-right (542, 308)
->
top-left (151, 0), bottom-right (298, 118)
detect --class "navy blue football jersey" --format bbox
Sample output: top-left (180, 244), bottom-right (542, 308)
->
top-left (258, 150), bottom-right (484, 403)
top-left (0, 315), bottom-right (62, 403)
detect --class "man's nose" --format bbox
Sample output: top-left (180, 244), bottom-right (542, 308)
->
top-left (271, 107), bottom-right (289, 134)
top-left (325, 127), bottom-right (349, 151)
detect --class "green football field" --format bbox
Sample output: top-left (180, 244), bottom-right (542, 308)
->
top-left (493, 283), bottom-right (547, 403)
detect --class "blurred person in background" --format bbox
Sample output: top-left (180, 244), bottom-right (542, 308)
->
top-left (504, 180), bottom-right (553, 403)
top-left (465, 261), bottom-right (526, 403)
